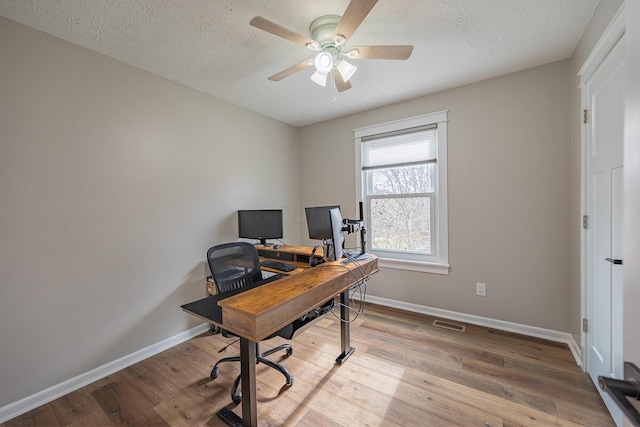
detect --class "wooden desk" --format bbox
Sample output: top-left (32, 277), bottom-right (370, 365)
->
top-left (182, 246), bottom-right (378, 427)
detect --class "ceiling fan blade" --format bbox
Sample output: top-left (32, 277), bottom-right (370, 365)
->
top-left (268, 59), bottom-right (313, 81)
top-left (334, 0), bottom-right (378, 42)
top-left (333, 69), bottom-right (352, 92)
top-left (250, 16), bottom-right (316, 48)
top-left (350, 45), bottom-right (414, 60)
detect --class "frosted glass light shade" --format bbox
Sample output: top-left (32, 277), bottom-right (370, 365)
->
top-left (310, 70), bottom-right (328, 86)
top-left (337, 60), bottom-right (357, 82)
top-left (314, 52), bottom-right (333, 74)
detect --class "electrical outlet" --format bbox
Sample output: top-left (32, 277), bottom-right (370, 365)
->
top-left (476, 282), bottom-right (486, 297)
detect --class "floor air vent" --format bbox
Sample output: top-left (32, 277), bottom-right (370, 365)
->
top-left (432, 319), bottom-right (466, 332)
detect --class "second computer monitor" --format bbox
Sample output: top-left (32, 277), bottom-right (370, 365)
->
top-left (305, 205), bottom-right (340, 240)
top-left (329, 207), bottom-right (344, 261)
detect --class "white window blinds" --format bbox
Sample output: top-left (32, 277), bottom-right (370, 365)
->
top-left (361, 125), bottom-right (437, 170)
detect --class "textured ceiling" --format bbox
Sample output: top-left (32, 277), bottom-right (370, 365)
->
top-left (0, 0), bottom-right (599, 127)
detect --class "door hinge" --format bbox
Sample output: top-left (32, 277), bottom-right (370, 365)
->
top-left (583, 109), bottom-right (588, 124)
top-left (583, 318), bottom-right (588, 333)
top-left (583, 215), bottom-right (588, 229)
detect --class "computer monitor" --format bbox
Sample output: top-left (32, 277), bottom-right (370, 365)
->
top-left (305, 205), bottom-right (340, 240)
top-left (237, 209), bottom-right (283, 245)
top-left (329, 207), bottom-right (344, 261)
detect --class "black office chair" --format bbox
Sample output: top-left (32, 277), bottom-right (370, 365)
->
top-left (207, 242), bottom-right (333, 404)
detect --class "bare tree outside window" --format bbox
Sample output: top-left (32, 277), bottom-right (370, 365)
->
top-left (366, 164), bottom-right (435, 253)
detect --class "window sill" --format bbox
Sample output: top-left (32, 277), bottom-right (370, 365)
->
top-left (378, 258), bottom-right (450, 275)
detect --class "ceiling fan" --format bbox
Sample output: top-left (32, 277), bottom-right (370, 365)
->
top-left (250, 0), bottom-right (413, 93)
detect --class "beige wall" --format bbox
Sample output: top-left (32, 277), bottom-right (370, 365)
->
top-left (299, 60), bottom-right (572, 331)
top-left (568, 0), bottom-right (624, 350)
top-left (0, 17), bottom-right (300, 408)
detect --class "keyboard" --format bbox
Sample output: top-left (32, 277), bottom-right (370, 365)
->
top-left (260, 259), bottom-right (297, 272)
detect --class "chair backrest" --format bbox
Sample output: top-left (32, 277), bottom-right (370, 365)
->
top-left (207, 242), bottom-right (263, 294)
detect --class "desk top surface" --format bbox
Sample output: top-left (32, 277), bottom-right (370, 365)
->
top-left (182, 251), bottom-right (378, 342)
top-left (218, 255), bottom-right (378, 340)
top-left (219, 258), bottom-right (376, 315)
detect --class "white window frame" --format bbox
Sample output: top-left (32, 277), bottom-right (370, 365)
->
top-left (355, 111), bottom-right (449, 274)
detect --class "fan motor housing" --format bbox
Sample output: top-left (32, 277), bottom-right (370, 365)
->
top-left (309, 15), bottom-right (341, 48)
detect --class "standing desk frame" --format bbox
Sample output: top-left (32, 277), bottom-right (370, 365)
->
top-left (182, 250), bottom-right (377, 426)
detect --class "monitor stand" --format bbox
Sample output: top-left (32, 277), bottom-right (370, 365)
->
top-left (341, 252), bottom-right (371, 264)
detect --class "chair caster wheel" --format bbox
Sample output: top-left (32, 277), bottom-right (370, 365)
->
top-left (232, 393), bottom-right (242, 405)
top-left (286, 348), bottom-right (293, 356)
top-left (211, 367), bottom-right (219, 379)
top-left (286, 376), bottom-right (294, 387)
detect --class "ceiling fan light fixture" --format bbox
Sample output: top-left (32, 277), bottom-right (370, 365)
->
top-left (337, 59), bottom-right (357, 82)
top-left (310, 70), bottom-right (329, 87)
top-left (344, 48), bottom-right (360, 59)
top-left (251, 2), bottom-right (414, 96)
top-left (313, 51), bottom-right (334, 74)
top-left (305, 41), bottom-right (320, 51)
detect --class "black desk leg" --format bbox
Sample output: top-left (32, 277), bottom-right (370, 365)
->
top-left (240, 338), bottom-right (257, 426)
top-left (216, 338), bottom-right (257, 427)
top-left (336, 289), bottom-right (355, 364)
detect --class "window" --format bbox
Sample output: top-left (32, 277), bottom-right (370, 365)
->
top-left (355, 111), bottom-right (449, 274)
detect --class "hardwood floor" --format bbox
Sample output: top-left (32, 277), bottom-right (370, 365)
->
top-left (3, 303), bottom-right (614, 426)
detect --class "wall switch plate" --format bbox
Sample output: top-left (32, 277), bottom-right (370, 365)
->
top-left (476, 282), bottom-right (486, 296)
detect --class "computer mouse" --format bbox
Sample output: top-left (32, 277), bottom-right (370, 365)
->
top-left (273, 244), bottom-right (281, 249)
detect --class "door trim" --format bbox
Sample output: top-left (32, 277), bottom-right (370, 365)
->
top-left (578, 5), bottom-right (626, 79)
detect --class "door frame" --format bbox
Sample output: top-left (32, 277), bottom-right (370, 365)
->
top-left (579, 3), bottom-right (625, 424)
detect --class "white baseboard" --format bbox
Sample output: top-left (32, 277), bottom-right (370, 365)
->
top-left (0, 323), bottom-right (210, 424)
top-left (1, 299), bottom-right (585, 423)
top-left (365, 295), bottom-right (583, 367)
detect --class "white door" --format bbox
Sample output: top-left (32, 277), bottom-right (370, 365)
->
top-left (584, 35), bottom-right (625, 423)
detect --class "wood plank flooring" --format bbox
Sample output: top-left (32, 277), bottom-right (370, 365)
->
top-left (3, 303), bottom-right (614, 426)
